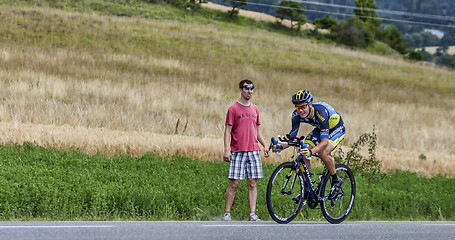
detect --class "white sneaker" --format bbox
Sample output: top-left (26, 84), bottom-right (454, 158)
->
top-left (249, 213), bottom-right (260, 221)
top-left (223, 213), bottom-right (231, 221)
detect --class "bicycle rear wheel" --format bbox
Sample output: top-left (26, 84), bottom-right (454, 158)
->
top-left (320, 164), bottom-right (356, 224)
top-left (266, 162), bottom-right (305, 224)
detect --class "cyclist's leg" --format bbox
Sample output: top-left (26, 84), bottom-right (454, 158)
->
top-left (320, 142), bottom-right (336, 175)
top-left (325, 129), bottom-right (346, 174)
top-left (326, 129), bottom-right (346, 199)
top-left (315, 127), bottom-right (346, 176)
top-left (306, 132), bottom-right (340, 199)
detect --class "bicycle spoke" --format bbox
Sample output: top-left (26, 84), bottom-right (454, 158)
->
top-left (321, 164), bottom-right (356, 224)
top-left (267, 162), bottom-right (304, 224)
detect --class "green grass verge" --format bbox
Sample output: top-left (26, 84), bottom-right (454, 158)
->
top-left (0, 143), bottom-right (453, 221)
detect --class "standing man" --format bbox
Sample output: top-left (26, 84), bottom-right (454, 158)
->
top-left (223, 79), bottom-right (270, 221)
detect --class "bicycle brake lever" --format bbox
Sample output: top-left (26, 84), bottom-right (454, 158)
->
top-left (271, 137), bottom-right (283, 156)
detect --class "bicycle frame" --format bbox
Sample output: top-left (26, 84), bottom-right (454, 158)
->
top-left (294, 155), bottom-right (330, 203)
top-left (270, 136), bottom-right (331, 203)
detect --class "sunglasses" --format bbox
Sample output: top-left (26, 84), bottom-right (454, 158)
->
top-left (295, 103), bottom-right (309, 111)
top-left (243, 85), bottom-right (254, 90)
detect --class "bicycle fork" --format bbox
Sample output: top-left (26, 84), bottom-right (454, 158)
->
top-left (281, 168), bottom-right (298, 195)
top-left (279, 159), bottom-right (306, 195)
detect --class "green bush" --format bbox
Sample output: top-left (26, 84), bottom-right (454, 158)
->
top-left (329, 17), bottom-right (373, 49)
top-left (313, 14), bottom-right (337, 30)
top-left (375, 25), bottom-right (408, 54)
top-left (408, 51), bottom-right (423, 61)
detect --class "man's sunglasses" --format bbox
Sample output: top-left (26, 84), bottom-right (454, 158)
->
top-left (243, 85), bottom-right (254, 90)
top-left (295, 103), bottom-right (309, 111)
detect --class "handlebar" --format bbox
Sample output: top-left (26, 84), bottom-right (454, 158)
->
top-left (269, 135), bottom-right (307, 156)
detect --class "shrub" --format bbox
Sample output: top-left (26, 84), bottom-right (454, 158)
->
top-left (334, 126), bottom-right (385, 218)
top-left (408, 51), bottom-right (423, 61)
top-left (313, 14), bottom-right (337, 30)
top-left (329, 17), bottom-right (373, 49)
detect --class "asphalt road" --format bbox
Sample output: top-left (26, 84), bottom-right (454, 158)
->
top-left (0, 221), bottom-right (453, 240)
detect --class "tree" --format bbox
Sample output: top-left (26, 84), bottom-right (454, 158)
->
top-left (225, 0), bottom-right (247, 18)
top-left (186, 0), bottom-right (207, 16)
top-left (313, 14), bottom-right (338, 30)
top-left (408, 50), bottom-right (423, 61)
top-left (419, 48), bottom-right (433, 62)
top-left (435, 55), bottom-right (455, 67)
top-left (407, 0), bottom-right (417, 12)
top-left (275, 1), bottom-right (306, 30)
top-left (441, 30), bottom-right (455, 47)
top-left (330, 17), bottom-right (373, 49)
top-left (354, 0), bottom-right (381, 31)
top-left (376, 25), bottom-right (408, 54)
top-left (436, 45), bottom-right (449, 56)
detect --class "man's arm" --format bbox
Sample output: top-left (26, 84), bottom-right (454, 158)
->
top-left (223, 125), bottom-right (233, 162)
top-left (257, 125), bottom-right (270, 158)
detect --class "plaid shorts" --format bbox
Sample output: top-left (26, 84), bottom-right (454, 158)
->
top-left (228, 151), bottom-right (263, 180)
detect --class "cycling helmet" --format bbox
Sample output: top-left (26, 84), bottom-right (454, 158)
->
top-left (292, 90), bottom-right (313, 104)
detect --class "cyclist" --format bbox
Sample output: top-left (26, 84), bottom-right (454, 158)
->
top-left (272, 90), bottom-right (345, 200)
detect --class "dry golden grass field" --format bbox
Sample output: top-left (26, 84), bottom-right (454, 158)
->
top-left (0, 4), bottom-right (454, 177)
top-left (203, 2), bottom-right (316, 30)
top-left (417, 46), bottom-right (455, 55)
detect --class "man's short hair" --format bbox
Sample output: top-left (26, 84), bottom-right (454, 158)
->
top-left (239, 79), bottom-right (253, 89)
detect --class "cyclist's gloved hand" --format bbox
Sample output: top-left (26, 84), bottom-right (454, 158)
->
top-left (300, 148), bottom-right (312, 159)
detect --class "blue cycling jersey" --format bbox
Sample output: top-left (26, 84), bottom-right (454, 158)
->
top-left (289, 102), bottom-right (345, 139)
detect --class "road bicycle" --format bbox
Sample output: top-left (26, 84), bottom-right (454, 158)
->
top-left (266, 136), bottom-right (356, 224)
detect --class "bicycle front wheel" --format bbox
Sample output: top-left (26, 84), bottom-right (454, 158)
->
top-left (320, 164), bottom-right (356, 224)
top-left (266, 161), bottom-right (305, 224)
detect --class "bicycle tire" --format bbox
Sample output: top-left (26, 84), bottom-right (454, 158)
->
top-left (266, 162), bottom-right (305, 224)
top-left (320, 164), bottom-right (356, 224)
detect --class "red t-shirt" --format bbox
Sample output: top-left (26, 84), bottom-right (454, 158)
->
top-left (225, 102), bottom-right (261, 152)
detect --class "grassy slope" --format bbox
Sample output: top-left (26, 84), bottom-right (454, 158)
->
top-left (0, 1), bottom-right (454, 177)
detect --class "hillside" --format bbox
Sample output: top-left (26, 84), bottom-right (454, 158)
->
top-left (209, 0), bottom-right (455, 53)
top-left (0, 1), bottom-right (454, 177)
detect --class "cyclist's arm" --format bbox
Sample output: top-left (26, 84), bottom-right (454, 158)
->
top-left (272, 112), bottom-right (300, 152)
top-left (289, 111), bottom-right (300, 138)
top-left (223, 125), bottom-right (232, 162)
